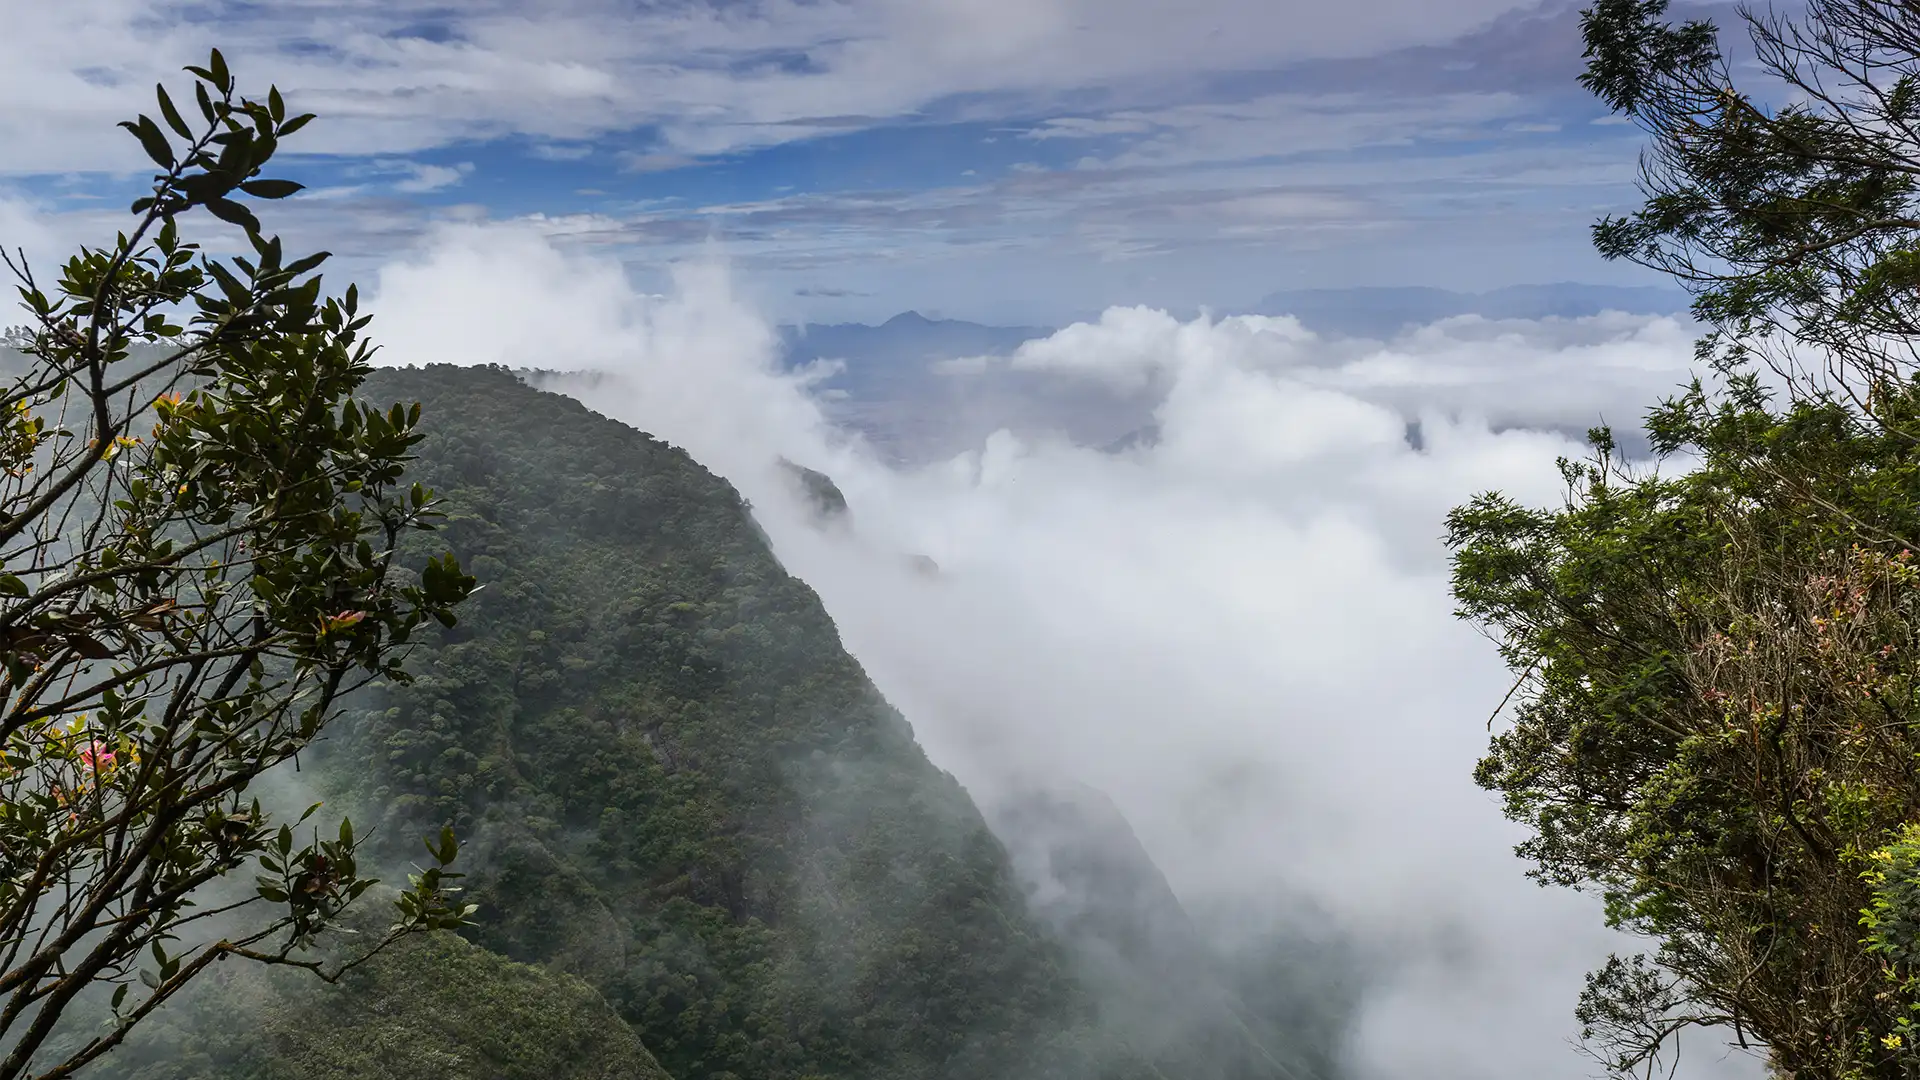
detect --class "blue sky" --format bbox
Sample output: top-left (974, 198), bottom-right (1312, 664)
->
top-left (0, 0), bottom-right (1713, 324)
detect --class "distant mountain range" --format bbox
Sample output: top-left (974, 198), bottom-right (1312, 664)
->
top-left (1252, 283), bottom-right (1693, 337)
top-left (773, 284), bottom-right (1694, 463)
top-left (778, 284), bottom-right (1694, 379)
top-left (779, 310), bottom-right (1050, 397)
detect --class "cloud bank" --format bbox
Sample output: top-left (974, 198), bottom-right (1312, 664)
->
top-left (367, 221), bottom-right (1761, 1079)
top-left (944, 301), bottom-right (1703, 442)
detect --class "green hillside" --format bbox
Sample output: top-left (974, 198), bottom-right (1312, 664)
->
top-left (94, 931), bottom-right (670, 1080)
top-left (319, 364), bottom-right (1110, 1080)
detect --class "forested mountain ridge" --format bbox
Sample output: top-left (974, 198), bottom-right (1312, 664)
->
top-left (84, 927), bottom-right (673, 1080)
top-left (319, 364), bottom-right (1115, 1080)
top-left (76, 361), bottom-right (1330, 1080)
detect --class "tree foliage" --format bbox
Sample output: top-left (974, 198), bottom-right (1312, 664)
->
top-left (1448, 3), bottom-right (1920, 1077)
top-left (1450, 381), bottom-right (1920, 1076)
top-left (0, 53), bottom-right (474, 1080)
top-left (1578, 0), bottom-right (1920, 393)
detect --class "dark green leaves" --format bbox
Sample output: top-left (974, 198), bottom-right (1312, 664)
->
top-left (426, 825), bottom-right (458, 866)
top-left (239, 178), bottom-right (303, 200)
top-left (1577, 2), bottom-right (1920, 383)
top-left (202, 197), bottom-right (260, 234)
top-left (155, 84), bottom-right (193, 139)
top-left (0, 49), bottom-right (473, 1080)
top-left (285, 251), bottom-right (330, 277)
top-left (118, 115), bottom-right (174, 169)
top-left (1578, 0), bottom-right (1720, 115)
top-left (184, 48), bottom-right (233, 95)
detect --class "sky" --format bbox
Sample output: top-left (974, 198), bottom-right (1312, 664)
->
top-left (0, 0), bottom-right (1712, 324)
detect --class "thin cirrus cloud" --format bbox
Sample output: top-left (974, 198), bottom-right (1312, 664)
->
top-left (0, 0), bottom-right (1684, 323)
top-left (1, 0), bottom-right (1554, 169)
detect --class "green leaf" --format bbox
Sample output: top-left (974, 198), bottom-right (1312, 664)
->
top-left (285, 251), bottom-right (330, 276)
top-left (206, 261), bottom-right (249, 305)
top-left (203, 197), bottom-right (261, 234)
top-left (277, 113), bottom-right (315, 138)
top-left (239, 178), bottom-right (303, 200)
top-left (67, 635), bottom-right (114, 660)
top-left (268, 85), bottom-right (286, 124)
top-left (0, 575), bottom-right (25, 598)
top-left (156, 84), bottom-right (193, 139)
top-left (208, 48), bottom-right (230, 92)
top-left (119, 117), bottom-right (174, 170)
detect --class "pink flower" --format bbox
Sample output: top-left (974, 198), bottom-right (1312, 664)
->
top-left (79, 740), bottom-right (115, 775)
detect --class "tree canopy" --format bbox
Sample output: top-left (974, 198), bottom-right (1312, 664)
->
top-left (1451, 3), bottom-right (1920, 1077)
top-left (0, 52), bottom-right (474, 1080)
top-left (1580, 0), bottom-right (1920, 393)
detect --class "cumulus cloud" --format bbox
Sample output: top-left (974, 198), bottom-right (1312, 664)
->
top-left (948, 302), bottom-right (1706, 440)
top-left (365, 222), bottom-right (1762, 1079)
top-left (390, 162), bottom-right (476, 194)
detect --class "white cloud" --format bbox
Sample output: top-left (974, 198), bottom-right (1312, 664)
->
top-left (0, 193), bottom-right (62, 272)
top-left (617, 152), bottom-right (700, 174)
top-left (0, 3), bottom-right (1649, 328)
top-left (528, 142), bottom-right (596, 161)
top-left (1024, 116), bottom-right (1159, 140)
top-left (0, 0), bottom-right (1546, 174)
top-left (391, 162), bottom-right (476, 194)
top-left (953, 303), bottom-right (1705, 437)
top-left (1074, 91), bottom-right (1541, 172)
top-left (365, 223), bottom-right (1764, 1080)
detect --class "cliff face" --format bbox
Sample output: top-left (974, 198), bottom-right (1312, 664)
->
top-left (325, 365), bottom-right (1101, 1080)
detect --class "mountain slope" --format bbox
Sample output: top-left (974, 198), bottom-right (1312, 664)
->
top-left (87, 931), bottom-right (671, 1080)
top-left (1254, 283), bottom-right (1690, 336)
top-left (995, 785), bottom-right (1355, 1080)
top-left (322, 364), bottom-right (1113, 1080)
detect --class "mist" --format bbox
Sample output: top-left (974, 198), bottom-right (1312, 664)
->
top-left (366, 221), bottom-right (1762, 1079)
